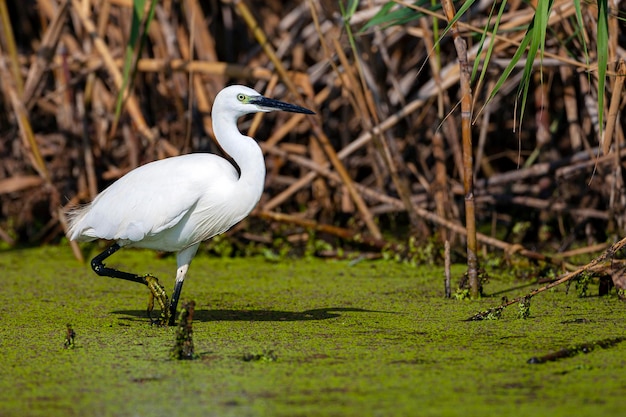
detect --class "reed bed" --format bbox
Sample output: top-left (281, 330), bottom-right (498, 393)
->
top-left (0, 0), bottom-right (624, 269)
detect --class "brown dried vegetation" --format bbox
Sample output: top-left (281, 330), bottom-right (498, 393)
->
top-left (0, 0), bottom-right (625, 264)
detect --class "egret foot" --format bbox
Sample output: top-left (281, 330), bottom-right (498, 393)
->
top-left (143, 274), bottom-right (170, 326)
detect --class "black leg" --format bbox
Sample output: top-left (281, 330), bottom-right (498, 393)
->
top-left (169, 280), bottom-right (184, 326)
top-left (91, 243), bottom-right (171, 325)
top-left (91, 243), bottom-right (146, 285)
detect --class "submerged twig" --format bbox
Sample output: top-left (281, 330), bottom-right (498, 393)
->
top-left (527, 337), bottom-right (625, 364)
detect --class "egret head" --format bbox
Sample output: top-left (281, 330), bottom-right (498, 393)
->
top-left (214, 85), bottom-right (315, 119)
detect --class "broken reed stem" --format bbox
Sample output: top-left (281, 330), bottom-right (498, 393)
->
top-left (170, 300), bottom-right (196, 360)
top-left (467, 236), bottom-right (626, 321)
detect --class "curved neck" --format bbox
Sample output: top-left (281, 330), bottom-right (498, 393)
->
top-left (212, 113), bottom-right (266, 201)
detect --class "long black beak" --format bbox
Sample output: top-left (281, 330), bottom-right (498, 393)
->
top-left (252, 96), bottom-right (315, 115)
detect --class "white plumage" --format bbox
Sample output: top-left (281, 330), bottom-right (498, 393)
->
top-left (68, 153), bottom-right (258, 250)
top-left (67, 85), bottom-right (314, 325)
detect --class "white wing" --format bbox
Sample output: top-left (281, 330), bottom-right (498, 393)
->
top-left (67, 154), bottom-right (239, 249)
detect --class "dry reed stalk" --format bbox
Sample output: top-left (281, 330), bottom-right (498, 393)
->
top-left (261, 74), bottom-right (437, 214)
top-left (0, 0), bottom-right (23, 93)
top-left (417, 13), bottom-right (463, 204)
top-left (0, 0), bottom-right (623, 270)
top-left (474, 195), bottom-right (608, 220)
top-left (261, 73), bottom-right (455, 218)
top-left (236, 0), bottom-right (382, 239)
top-left (128, 58), bottom-right (274, 80)
top-left (557, 242), bottom-right (611, 259)
top-left (432, 130), bottom-right (450, 242)
top-left (441, 0), bottom-right (479, 297)
top-left (263, 142), bottom-right (577, 270)
top-left (602, 60), bottom-right (625, 154)
top-left (80, 84), bottom-right (99, 199)
top-left (258, 210), bottom-right (393, 251)
top-left (261, 87), bottom-right (332, 211)
top-left (558, 53), bottom-right (583, 150)
top-left (0, 175), bottom-right (43, 194)
top-left (9, 89), bottom-right (50, 182)
top-left (70, 0), bottom-right (156, 142)
top-left (177, 22), bottom-right (212, 152)
top-left (22, 0), bottom-right (69, 109)
top-left (182, 0), bottom-right (223, 94)
top-left (332, 34), bottom-right (419, 230)
top-left (474, 81), bottom-right (496, 178)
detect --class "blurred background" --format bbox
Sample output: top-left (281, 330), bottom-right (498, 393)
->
top-left (0, 0), bottom-right (625, 264)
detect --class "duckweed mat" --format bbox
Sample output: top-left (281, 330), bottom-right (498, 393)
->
top-left (1, 246), bottom-right (625, 416)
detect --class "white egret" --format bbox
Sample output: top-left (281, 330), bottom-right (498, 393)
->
top-left (67, 85), bottom-right (314, 325)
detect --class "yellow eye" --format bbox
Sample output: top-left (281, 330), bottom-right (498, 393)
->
top-left (237, 94), bottom-right (246, 102)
